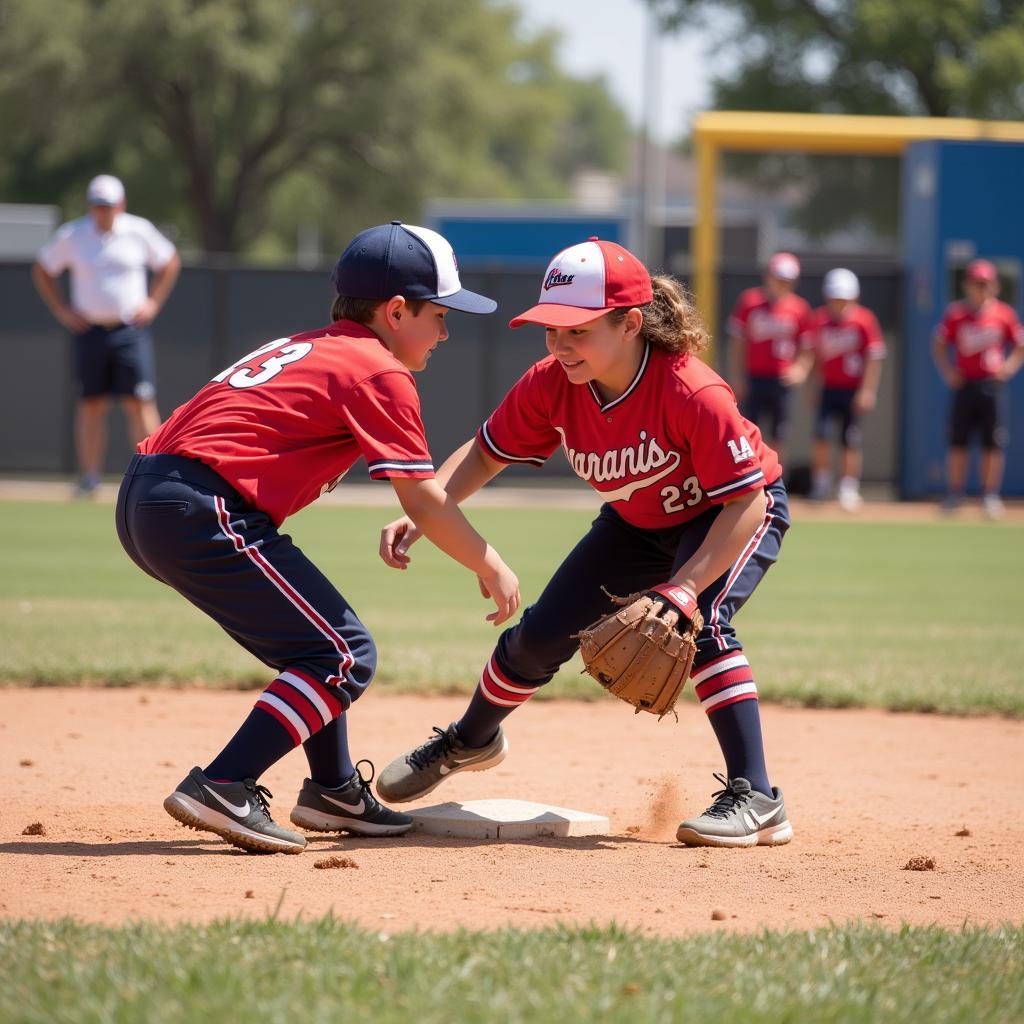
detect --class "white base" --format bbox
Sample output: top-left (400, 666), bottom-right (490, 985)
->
top-left (410, 799), bottom-right (608, 840)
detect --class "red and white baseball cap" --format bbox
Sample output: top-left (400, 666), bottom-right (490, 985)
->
top-left (965, 258), bottom-right (998, 283)
top-left (509, 237), bottom-right (653, 328)
top-left (767, 252), bottom-right (801, 282)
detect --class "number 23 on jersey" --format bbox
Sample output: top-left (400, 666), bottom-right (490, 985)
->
top-left (211, 339), bottom-right (313, 389)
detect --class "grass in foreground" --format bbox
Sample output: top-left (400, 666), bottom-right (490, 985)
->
top-left (1, 919), bottom-right (1021, 1024)
top-left (2, 500), bottom-right (1022, 715)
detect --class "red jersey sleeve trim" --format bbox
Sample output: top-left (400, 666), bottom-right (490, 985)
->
top-left (477, 421), bottom-right (547, 467)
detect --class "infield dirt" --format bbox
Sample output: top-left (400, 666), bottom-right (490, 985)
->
top-left (2, 689), bottom-right (1021, 935)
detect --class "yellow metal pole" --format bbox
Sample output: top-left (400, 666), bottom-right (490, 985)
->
top-left (694, 133), bottom-right (719, 362)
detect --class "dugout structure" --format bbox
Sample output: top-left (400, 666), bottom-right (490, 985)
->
top-left (693, 112), bottom-right (1024, 497)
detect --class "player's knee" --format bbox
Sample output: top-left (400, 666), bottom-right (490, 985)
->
top-left (499, 609), bottom-right (571, 685)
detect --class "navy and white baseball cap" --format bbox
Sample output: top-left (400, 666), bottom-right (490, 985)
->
top-left (86, 174), bottom-right (125, 207)
top-left (332, 221), bottom-right (496, 314)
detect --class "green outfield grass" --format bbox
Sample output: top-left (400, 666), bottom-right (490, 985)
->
top-left (1, 500), bottom-right (1022, 715)
top-left (1, 918), bottom-right (1021, 1024)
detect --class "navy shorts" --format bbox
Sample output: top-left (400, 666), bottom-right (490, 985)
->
top-left (949, 379), bottom-right (1007, 450)
top-left (75, 324), bottom-right (156, 400)
top-left (815, 387), bottom-right (862, 449)
top-left (115, 454), bottom-right (375, 705)
top-left (742, 376), bottom-right (791, 442)
top-left (491, 479), bottom-right (789, 687)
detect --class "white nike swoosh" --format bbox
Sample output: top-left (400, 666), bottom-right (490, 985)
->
top-left (439, 757), bottom-right (477, 776)
top-left (598, 451), bottom-right (682, 502)
top-left (750, 807), bottom-right (780, 826)
top-left (202, 784), bottom-right (250, 816)
top-left (322, 793), bottom-right (365, 815)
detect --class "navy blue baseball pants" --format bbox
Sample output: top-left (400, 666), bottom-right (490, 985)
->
top-left (476, 479), bottom-right (789, 713)
top-left (742, 376), bottom-right (792, 442)
top-left (116, 454), bottom-right (375, 745)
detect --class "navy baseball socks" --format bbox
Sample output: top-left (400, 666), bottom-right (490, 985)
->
top-left (452, 651), bottom-right (539, 748)
top-left (205, 671), bottom-right (353, 783)
top-left (174, 673), bottom-right (412, 851)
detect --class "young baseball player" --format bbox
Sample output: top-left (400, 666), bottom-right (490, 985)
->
top-left (726, 252), bottom-right (812, 458)
top-left (375, 237), bottom-right (793, 848)
top-left (116, 221), bottom-right (521, 854)
top-left (932, 258), bottom-right (1024, 519)
top-left (797, 268), bottom-right (886, 511)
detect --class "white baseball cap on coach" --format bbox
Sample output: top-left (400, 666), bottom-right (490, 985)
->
top-left (86, 174), bottom-right (125, 207)
top-left (823, 268), bottom-right (860, 301)
top-left (509, 237), bottom-right (653, 328)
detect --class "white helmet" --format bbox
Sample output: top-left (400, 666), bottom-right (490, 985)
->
top-left (823, 268), bottom-right (860, 301)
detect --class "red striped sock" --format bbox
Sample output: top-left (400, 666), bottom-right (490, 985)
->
top-left (691, 651), bottom-right (758, 714)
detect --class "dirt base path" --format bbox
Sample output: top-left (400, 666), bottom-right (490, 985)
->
top-left (2, 690), bottom-right (1020, 935)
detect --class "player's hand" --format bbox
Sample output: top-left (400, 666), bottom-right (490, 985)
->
top-left (379, 516), bottom-right (423, 569)
top-left (780, 364), bottom-right (805, 387)
top-left (853, 390), bottom-right (876, 414)
top-left (129, 297), bottom-right (160, 326)
top-left (478, 561), bottom-right (520, 626)
top-left (945, 369), bottom-right (964, 389)
top-left (58, 306), bottom-right (90, 334)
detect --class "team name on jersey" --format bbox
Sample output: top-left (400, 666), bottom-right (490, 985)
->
top-left (957, 322), bottom-right (1003, 355)
top-left (748, 309), bottom-right (798, 342)
top-left (554, 426), bottom-right (681, 501)
top-left (543, 268), bottom-right (575, 290)
top-left (820, 325), bottom-right (861, 359)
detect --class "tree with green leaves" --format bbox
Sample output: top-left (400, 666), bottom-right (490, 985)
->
top-left (651, 0), bottom-right (1024, 118)
top-left (649, 0), bottom-right (1024, 243)
top-left (0, 0), bottom-right (628, 257)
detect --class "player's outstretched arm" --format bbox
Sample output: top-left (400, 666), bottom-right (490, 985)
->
top-left (999, 344), bottom-right (1024, 382)
top-left (668, 488), bottom-right (768, 599)
top-left (931, 336), bottom-right (961, 389)
top-left (379, 439), bottom-right (506, 568)
top-left (388, 475), bottom-right (520, 625)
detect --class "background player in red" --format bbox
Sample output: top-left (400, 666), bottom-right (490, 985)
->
top-left (798, 268), bottom-right (886, 511)
top-left (116, 221), bottom-right (520, 854)
top-left (375, 238), bottom-right (794, 848)
top-left (726, 251), bottom-right (811, 458)
top-left (932, 258), bottom-right (1024, 518)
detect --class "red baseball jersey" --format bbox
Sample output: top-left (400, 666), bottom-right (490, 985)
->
top-left (476, 343), bottom-right (782, 530)
top-left (141, 321), bottom-right (434, 525)
top-left (934, 299), bottom-right (1024, 381)
top-left (728, 287), bottom-right (811, 378)
top-left (801, 303), bottom-right (886, 390)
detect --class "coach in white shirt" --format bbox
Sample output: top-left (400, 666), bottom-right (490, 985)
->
top-left (32, 174), bottom-right (181, 495)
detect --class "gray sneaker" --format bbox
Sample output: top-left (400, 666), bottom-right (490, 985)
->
top-left (376, 722), bottom-right (508, 803)
top-left (290, 760), bottom-right (413, 836)
top-left (163, 767), bottom-right (306, 854)
top-left (676, 775), bottom-right (793, 848)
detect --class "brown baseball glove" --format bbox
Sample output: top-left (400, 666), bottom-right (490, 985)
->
top-left (573, 584), bottom-right (703, 719)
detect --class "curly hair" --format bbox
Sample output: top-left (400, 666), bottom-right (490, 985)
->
top-left (608, 275), bottom-right (708, 356)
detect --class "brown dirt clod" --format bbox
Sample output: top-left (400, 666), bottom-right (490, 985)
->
top-left (22, 822), bottom-right (45, 836)
top-left (903, 856), bottom-right (936, 871)
top-left (314, 855), bottom-right (360, 870)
